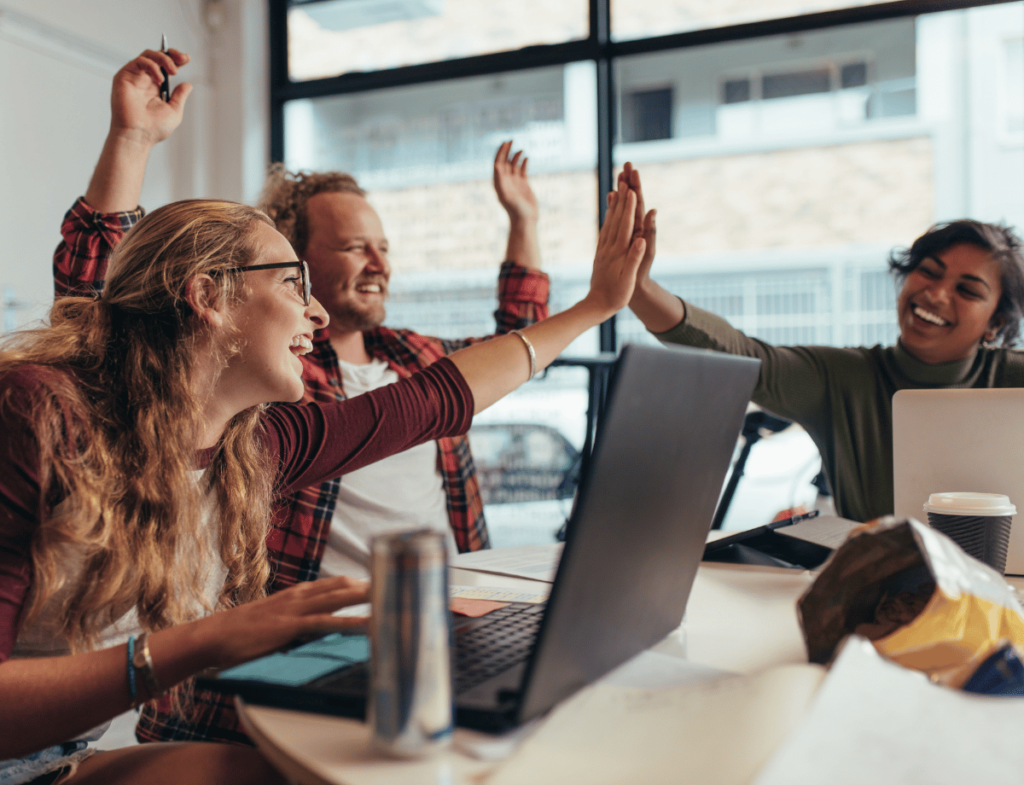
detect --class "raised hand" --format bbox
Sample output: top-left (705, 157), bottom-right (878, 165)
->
top-left (619, 162), bottom-right (657, 288)
top-left (109, 49), bottom-right (192, 146)
top-left (618, 163), bottom-right (682, 332)
top-left (493, 140), bottom-right (539, 225)
top-left (587, 177), bottom-right (647, 316)
top-left (85, 49), bottom-right (193, 213)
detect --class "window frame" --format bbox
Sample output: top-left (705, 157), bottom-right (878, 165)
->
top-left (268, 0), bottom-right (1014, 353)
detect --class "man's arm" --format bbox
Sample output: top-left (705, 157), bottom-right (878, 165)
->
top-left (86, 48), bottom-right (192, 212)
top-left (54, 49), bottom-right (192, 297)
top-left (489, 141), bottom-right (548, 335)
top-left (493, 140), bottom-right (541, 270)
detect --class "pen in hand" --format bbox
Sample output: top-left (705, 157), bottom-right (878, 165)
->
top-left (160, 33), bottom-right (170, 102)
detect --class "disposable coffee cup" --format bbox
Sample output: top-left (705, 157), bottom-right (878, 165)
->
top-left (922, 492), bottom-right (1016, 574)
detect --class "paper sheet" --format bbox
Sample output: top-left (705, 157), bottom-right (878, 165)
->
top-left (776, 515), bottom-right (861, 549)
top-left (486, 661), bottom-right (825, 785)
top-left (449, 585), bottom-right (548, 604)
top-left (753, 636), bottom-right (1024, 785)
top-left (451, 544), bottom-right (563, 583)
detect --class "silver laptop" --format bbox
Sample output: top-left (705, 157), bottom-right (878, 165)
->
top-left (892, 388), bottom-right (1024, 576)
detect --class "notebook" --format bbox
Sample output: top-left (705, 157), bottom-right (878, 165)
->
top-left (892, 388), bottom-right (1024, 576)
top-left (198, 343), bottom-right (761, 731)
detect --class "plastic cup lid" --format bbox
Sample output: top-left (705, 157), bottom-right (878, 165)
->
top-left (922, 491), bottom-right (1017, 516)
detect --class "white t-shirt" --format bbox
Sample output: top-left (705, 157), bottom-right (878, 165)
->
top-left (318, 358), bottom-right (453, 580)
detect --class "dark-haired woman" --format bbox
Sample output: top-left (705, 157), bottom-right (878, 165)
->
top-left (622, 162), bottom-right (1024, 523)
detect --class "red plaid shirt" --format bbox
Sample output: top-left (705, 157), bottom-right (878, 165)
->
top-left (53, 197), bottom-right (549, 745)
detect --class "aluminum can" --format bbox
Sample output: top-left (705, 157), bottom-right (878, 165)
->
top-left (368, 528), bottom-right (454, 757)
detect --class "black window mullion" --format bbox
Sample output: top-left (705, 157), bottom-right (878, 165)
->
top-left (610, 0), bottom-right (1012, 57)
top-left (272, 40), bottom-right (601, 103)
top-left (594, 0), bottom-right (616, 355)
top-left (269, 0), bottom-right (289, 163)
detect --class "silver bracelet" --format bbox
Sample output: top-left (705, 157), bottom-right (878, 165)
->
top-left (510, 330), bottom-right (537, 381)
top-left (132, 631), bottom-right (165, 701)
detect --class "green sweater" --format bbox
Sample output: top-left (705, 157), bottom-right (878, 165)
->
top-left (656, 303), bottom-right (1024, 523)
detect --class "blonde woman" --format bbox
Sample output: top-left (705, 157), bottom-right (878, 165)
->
top-left (0, 182), bottom-right (645, 784)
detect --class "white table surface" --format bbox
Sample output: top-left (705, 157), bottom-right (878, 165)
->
top-left (236, 554), bottom-right (817, 785)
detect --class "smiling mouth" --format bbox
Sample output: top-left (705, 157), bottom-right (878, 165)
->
top-left (912, 305), bottom-right (951, 327)
top-left (290, 335), bottom-right (314, 355)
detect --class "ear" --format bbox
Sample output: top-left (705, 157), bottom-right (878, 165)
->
top-left (184, 274), bottom-right (229, 329)
top-left (984, 315), bottom-right (1004, 344)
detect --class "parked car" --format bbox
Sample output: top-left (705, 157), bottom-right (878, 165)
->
top-left (470, 418), bottom-right (827, 549)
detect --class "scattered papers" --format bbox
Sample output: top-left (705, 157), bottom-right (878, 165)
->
top-left (487, 659), bottom-right (825, 785)
top-left (776, 515), bottom-right (861, 550)
top-left (753, 636), bottom-right (1024, 785)
top-left (451, 544), bottom-right (563, 583)
top-left (449, 585), bottom-right (548, 604)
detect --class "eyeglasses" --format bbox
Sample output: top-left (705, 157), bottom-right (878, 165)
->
top-left (224, 261), bottom-right (311, 306)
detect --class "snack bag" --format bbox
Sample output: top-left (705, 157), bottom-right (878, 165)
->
top-left (798, 516), bottom-right (1024, 686)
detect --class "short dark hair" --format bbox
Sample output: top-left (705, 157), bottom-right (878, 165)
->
top-left (888, 220), bottom-right (1024, 346)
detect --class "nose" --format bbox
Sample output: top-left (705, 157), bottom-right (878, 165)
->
top-left (366, 246), bottom-right (391, 278)
top-left (307, 295), bottom-right (329, 329)
top-left (924, 279), bottom-right (953, 306)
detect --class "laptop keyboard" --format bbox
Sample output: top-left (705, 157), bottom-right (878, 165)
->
top-left (316, 602), bottom-right (545, 696)
top-left (453, 602), bottom-right (545, 692)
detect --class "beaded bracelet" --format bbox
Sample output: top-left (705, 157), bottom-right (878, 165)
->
top-left (126, 635), bottom-right (138, 705)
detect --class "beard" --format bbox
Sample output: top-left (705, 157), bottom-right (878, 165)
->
top-left (327, 292), bottom-right (388, 333)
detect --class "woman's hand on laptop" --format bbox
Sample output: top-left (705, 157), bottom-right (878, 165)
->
top-left (188, 576), bottom-right (370, 670)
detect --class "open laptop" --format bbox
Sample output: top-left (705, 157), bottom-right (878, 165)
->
top-left (893, 388), bottom-right (1024, 576)
top-left (199, 343), bottom-right (761, 731)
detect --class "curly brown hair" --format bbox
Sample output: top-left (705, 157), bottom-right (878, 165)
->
top-left (0, 199), bottom-right (277, 654)
top-left (257, 164), bottom-right (366, 257)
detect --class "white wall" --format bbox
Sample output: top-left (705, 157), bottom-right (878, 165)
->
top-left (0, 0), bottom-right (268, 331)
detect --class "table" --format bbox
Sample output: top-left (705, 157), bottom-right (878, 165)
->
top-left (236, 555), bottom-right (816, 785)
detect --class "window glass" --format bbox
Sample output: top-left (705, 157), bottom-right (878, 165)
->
top-left (285, 62), bottom-right (600, 353)
top-left (287, 0), bottom-right (588, 80)
top-left (470, 365), bottom-right (589, 547)
top-left (613, 5), bottom-right (1024, 528)
top-left (1000, 37), bottom-right (1023, 139)
top-left (611, 0), bottom-right (894, 42)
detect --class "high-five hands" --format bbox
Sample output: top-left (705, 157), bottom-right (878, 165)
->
top-left (587, 176), bottom-right (647, 316)
top-left (619, 162), bottom-right (657, 289)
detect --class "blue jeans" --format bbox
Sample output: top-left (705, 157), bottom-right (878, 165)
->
top-left (0, 742), bottom-right (94, 785)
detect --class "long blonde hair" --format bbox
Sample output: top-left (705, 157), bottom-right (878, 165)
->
top-left (0, 199), bottom-right (278, 652)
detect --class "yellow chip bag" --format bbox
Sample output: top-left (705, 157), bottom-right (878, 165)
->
top-left (798, 516), bottom-right (1024, 686)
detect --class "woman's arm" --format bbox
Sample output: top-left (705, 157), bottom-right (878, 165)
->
top-left (0, 576), bottom-right (367, 759)
top-left (0, 371), bottom-right (368, 758)
top-left (450, 178), bottom-right (645, 411)
top-left (616, 162), bottom-right (835, 426)
top-left (620, 162), bottom-right (685, 333)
